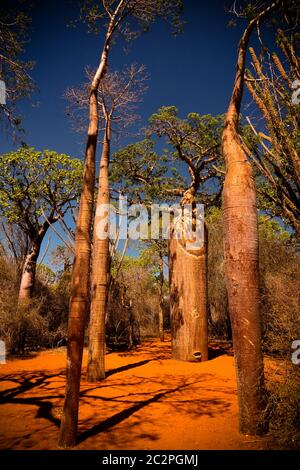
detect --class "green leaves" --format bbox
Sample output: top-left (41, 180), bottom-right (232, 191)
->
top-left (0, 147), bottom-right (83, 236)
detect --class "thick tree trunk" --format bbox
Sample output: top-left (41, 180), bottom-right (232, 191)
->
top-left (158, 253), bottom-right (164, 341)
top-left (87, 124), bottom-right (110, 382)
top-left (59, 43), bottom-right (110, 448)
top-left (221, 2), bottom-right (279, 435)
top-left (18, 242), bottom-right (40, 302)
top-left (169, 225), bottom-right (208, 362)
top-left (295, 223), bottom-right (300, 254)
top-left (222, 128), bottom-right (266, 435)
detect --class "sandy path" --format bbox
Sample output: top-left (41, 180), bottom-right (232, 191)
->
top-left (0, 339), bottom-right (268, 450)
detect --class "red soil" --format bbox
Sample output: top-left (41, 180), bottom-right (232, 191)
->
top-left (0, 339), bottom-right (272, 450)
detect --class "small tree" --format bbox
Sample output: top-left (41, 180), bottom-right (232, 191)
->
top-left (112, 107), bottom-right (224, 361)
top-left (0, 0), bottom-right (34, 135)
top-left (221, 1), bottom-right (281, 435)
top-left (0, 147), bottom-right (82, 303)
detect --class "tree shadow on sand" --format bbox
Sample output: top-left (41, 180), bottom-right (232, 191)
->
top-left (0, 353), bottom-right (234, 449)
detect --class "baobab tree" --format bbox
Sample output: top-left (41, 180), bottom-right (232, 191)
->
top-left (243, 31), bottom-right (300, 248)
top-left (148, 107), bottom-right (223, 362)
top-left (0, 148), bottom-right (82, 304)
top-left (59, 0), bottom-right (183, 447)
top-left (112, 108), bottom-right (223, 361)
top-left (66, 64), bottom-right (148, 381)
top-left (221, 0), bottom-right (282, 435)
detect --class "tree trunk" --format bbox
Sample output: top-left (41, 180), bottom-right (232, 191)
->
top-left (169, 224), bottom-right (208, 362)
top-left (87, 123), bottom-right (111, 382)
top-left (59, 42), bottom-right (111, 448)
top-left (221, 2), bottom-right (279, 435)
top-left (18, 241), bottom-right (40, 302)
top-left (158, 253), bottom-right (164, 342)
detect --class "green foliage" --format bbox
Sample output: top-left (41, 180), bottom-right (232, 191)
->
top-left (111, 107), bottom-right (225, 209)
top-left (0, 147), bottom-right (83, 235)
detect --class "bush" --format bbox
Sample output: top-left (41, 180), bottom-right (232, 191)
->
top-left (0, 255), bottom-right (69, 355)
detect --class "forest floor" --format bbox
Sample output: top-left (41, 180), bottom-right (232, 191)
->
top-left (0, 337), bottom-right (279, 450)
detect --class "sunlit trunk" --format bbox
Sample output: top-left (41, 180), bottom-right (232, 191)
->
top-left (222, 123), bottom-right (266, 434)
top-left (59, 41), bottom-right (110, 448)
top-left (87, 122), bottom-right (110, 382)
top-left (18, 241), bottom-right (40, 302)
top-left (158, 252), bottom-right (164, 341)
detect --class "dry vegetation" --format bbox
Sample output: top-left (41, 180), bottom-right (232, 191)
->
top-left (1, 210), bottom-right (299, 448)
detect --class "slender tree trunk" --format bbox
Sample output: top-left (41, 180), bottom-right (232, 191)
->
top-left (87, 122), bottom-right (111, 382)
top-left (158, 252), bottom-right (164, 342)
top-left (169, 219), bottom-right (208, 362)
top-left (221, 2), bottom-right (279, 435)
top-left (59, 41), bottom-right (111, 448)
top-left (18, 241), bottom-right (40, 302)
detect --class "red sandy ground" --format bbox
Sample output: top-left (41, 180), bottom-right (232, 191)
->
top-left (0, 339), bottom-right (274, 450)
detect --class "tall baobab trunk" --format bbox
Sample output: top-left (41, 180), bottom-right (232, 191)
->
top-left (87, 121), bottom-right (111, 382)
top-left (59, 34), bottom-right (112, 448)
top-left (221, 1), bottom-right (279, 436)
top-left (18, 240), bottom-right (40, 302)
top-left (158, 252), bottom-right (164, 342)
top-left (169, 193), bottom-right (208, 362)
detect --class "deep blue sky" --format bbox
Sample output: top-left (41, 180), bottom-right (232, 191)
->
top-left (1, 0), bottom-right (277, 267)
top-left (1, 0), bottom-right (259, 156)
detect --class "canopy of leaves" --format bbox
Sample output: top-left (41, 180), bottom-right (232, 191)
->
top-left (65, 63), bottom-right (148, 139)
top-left (148, 106), bottom-right (224, 202)
top-left (79, 0), bottom-right (184, 39)
top-left (0, 148), bottom-right (83, 238)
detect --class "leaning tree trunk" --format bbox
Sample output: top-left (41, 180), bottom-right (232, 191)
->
top-left (169, 211), bottom-right (208, 362)
top-left (18, 241), bottom-right (40, 302)
top-left (59, 37), bottom-right (112, 448)
top-left (87, 122), bottom-right (111, 382)
top-left (221, 1), bottom-right (279, 436)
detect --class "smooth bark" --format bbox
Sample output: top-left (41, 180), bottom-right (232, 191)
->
top-left (87, 122), bottom-right (111, 381)
top-left (158, 253), bottom-right (164, 342)
top-left (169, 203), bottom-right (208, 362)
top-left (59, 27), bottom-right (113, 448)
top-left (18, 241), bottom-right (40, 302)
top-left (221, 1), bottom-right (279, 435)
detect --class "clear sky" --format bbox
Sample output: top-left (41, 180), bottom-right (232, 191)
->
top-left (1, 0), bottom-right (276, 267)
top-left (1, 0), bottom-right (263, 156)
